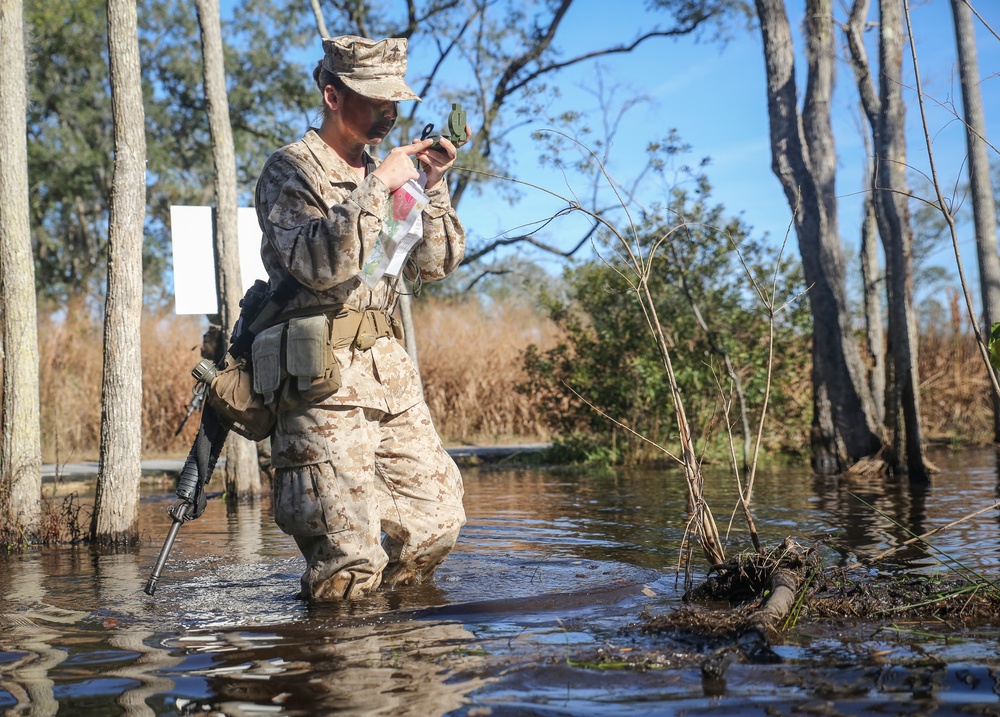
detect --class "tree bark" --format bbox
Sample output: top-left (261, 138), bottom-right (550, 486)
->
top-left (0, 0), bottom-right (43, 542)
top-left (951, 0), bottom-right (1000, 441)
top-left (858, 103), bottom-right (886, 423)
top-left (91, 0), bottom-right (146, 545)
top-left (872, 0), bottom-right (927, 481)
top-left (755, 0), bottom-right (883, 474)
top-left (860, 187), bottom-right (886, 424)
top-left (195, 0), bottom-right (261, 502)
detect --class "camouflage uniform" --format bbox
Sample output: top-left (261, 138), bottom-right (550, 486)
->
top-left (255, 127), bottom-right (466, 600)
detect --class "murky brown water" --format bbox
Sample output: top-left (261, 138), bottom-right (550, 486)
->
top-left (2, 447), bottom-right (1000, 715)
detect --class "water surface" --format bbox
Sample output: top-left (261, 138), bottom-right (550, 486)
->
top-left (2, 447), bottom-right (1000, 715)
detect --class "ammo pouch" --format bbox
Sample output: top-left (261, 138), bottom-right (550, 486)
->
top-left (248, 306), bottom-right (401, 412)
top-left (203, 354), bottom-right (277, 441)
top-left (252, 314), bottom-right (342, 410)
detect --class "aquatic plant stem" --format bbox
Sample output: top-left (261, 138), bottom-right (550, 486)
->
top-left (847, 497), bottom-right (1000, 569)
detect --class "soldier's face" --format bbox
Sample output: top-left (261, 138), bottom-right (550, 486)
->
top-left (336, 87), bottom-right (397, 145)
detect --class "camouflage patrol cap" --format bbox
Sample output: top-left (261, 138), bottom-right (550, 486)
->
top-left (321, 35), bottom-right (421, 103)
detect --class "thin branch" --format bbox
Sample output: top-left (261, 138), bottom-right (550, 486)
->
top-left (506, 23), bottom-right (713, 98)
top-left (901, 0), bottom-right (1000, 399)
top-left (561, 382), bottom-right (683, 465)
top-left (462, 267), bottom-right (510, 292)
top-left (307, 0), bottom-right (330, 38)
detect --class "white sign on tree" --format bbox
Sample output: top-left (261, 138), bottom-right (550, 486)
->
top-left (169, 205), bottom-right (269, 314)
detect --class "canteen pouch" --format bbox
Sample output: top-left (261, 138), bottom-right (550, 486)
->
top-left (284, 315), bottom-right (341, 405)
top-left (206, 354), bottom-right (276, 441)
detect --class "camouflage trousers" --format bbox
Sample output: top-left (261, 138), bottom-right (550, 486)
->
top-left (270, 401), bottom-right (465, 601)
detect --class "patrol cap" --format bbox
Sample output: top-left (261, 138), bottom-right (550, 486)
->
top-left (321, 35), bottom-right (421, 103)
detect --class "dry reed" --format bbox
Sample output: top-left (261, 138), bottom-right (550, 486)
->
top-left (413, 297), bottom-right (561, 445)
top-left (917, 290), bottom-right (993, 445)
top-left (24, 293), bottom-right (994, 462)
top-left (38, 306), bottom-right (204, 464)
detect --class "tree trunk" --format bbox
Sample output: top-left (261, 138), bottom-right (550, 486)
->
top-left (858, 110), bottom-right (886, 424)
top-left (195, 0), bottom-right (261, 502)
top-left (0, 0), bottom-right (42, 543)
top-left (872, 0), bottom-right (927, 481)
top-left (860, 187), bottom-right (886, 424)
top-left (754, 0), bottom-right (883, 474)
top-left (952, 0), bottom-right (1000, 441)
top-left (91, 0), bottom-right (146, 545)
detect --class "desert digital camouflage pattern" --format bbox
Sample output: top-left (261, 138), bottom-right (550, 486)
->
top-left (320, 35), bottom-right (421, 102)
top-left (255, 129), bottom-right (466, 600)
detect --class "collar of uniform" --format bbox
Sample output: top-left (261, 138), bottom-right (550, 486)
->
top-left (302, 129), bottom-right (375, 186)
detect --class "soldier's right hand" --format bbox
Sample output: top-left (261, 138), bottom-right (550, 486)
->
top-left (373, 138), bottom-right (434, 192)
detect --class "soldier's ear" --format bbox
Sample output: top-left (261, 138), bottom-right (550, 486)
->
top-left (323, 85), bottom-right (340, 111)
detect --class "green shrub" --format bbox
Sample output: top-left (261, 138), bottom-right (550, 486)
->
top-left (520, 189), bottom-right (812, 465)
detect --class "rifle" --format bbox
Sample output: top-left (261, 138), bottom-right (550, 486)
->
top-left (144, 277), bottom-right (298, 595)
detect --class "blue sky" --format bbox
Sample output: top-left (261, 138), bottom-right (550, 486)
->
top-left (438, 0), bottom-right (1000, 299)
top-left (211, 0), bottom-right (1000, 307)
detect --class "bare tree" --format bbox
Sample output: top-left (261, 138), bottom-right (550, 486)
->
top-left (0, 0), bottom-right (42, 542)
top-left (196, 0), bottom-right (261, 503)
top-left (754, 0), bottom-right (884, 474)
top-left (951, 0), bottom-right (1000, 441)
top-left (872, 0), bottom-right (927, 480)
top-left (91, 0), bottom-right (146, 544)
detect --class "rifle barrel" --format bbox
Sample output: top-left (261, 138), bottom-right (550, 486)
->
top-left (144, 516), bottom-right (183, 595)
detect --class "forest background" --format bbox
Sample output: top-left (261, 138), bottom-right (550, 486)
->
top-left (6, 0), bottom-right (1000, 501)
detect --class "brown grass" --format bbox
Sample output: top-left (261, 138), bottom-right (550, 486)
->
top-left (38, 305), bottom-right (204, 464)
top-left (33, 297), bottom-right (559, 460)
top-left (917, 292), bottom-right (994, 445)
top-left (413, 297), bottom-right (561, 445)
top-left (38, 303), bottom-right (104, 464)
top-left (25, 293), bottom-right (995, 463)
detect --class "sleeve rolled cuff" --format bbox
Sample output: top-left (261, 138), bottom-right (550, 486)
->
top-left (422, 179), bottom-right (454, 219)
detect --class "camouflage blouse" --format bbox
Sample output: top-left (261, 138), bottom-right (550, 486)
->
top-left (254, 129), bottom-right (465, 417)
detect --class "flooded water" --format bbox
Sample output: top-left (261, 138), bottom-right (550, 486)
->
top-left (3, 447), bottom-right (1000, 715)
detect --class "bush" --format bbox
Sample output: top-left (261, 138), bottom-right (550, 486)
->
top-left (520, 196), bottom-right (813, 465)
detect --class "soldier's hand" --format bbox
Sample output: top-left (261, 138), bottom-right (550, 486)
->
top-left (417, 125), bottom-right (472, 190)
top-left (372, 139), bottom-right (434, 192)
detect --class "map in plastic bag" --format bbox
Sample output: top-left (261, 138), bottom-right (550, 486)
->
top-left (360, 177), bottom-right (429, 288)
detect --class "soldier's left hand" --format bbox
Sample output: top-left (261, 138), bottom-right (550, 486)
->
top-left (416, 125), bottom-right (472, 190)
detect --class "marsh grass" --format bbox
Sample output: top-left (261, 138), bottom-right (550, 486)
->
top-left (918, 295), bottom-right (994, 445)
top-left (34, 297), bottom-right (560, 462)
top-left (414, 297), bottom-right (560, 445)
top-left (25, 294), bottom-right (992, 464)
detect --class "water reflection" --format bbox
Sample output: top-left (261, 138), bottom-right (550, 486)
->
top-left (0, 554), bottom-right (79, 715)
top-left (171, 616), bottom-right (488, 716)
top-left (98, 553), bottom-right (184, 716)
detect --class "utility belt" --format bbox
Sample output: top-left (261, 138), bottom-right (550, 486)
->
top-left (198, 300), bottom-right (403, 441)
top-left (277, 304), bottom-right (402, 346)
top-left (250, 305), bottom-right (402, 409)
top-left (328, 305), bottom-right (403, 350)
